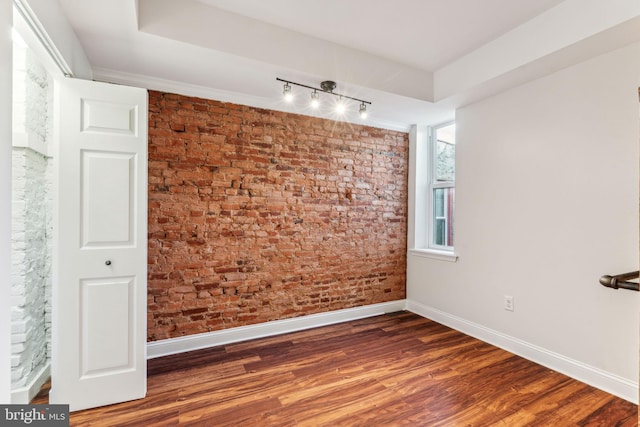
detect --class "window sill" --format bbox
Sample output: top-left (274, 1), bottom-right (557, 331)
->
top-left (409, 248), bottom-right (458, 262)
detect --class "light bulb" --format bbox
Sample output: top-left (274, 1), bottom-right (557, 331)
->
top-left (336, 97), bottom-right (346, 114)
top-left (359, 103), bottom-right (368, 119)
top-left (283, 83), bottom-right (293, 102)
top-left (310, 91), bottom-right (320, 109)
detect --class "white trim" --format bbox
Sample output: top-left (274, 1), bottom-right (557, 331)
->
top-left (10, 361), bottom-right (49, 404)
top-left (91, 67), bottom-right (410, 133)
top-left (406, 300), bottom-right (638, 404)
top-left (409, 248), bottom-right (458, 262)
top-left (1, 0), bottom-right (12, 404)
top-left (147, 301), bottom-right (407, 359)
top-left (427, 121), bottom-right (455, 251)
top-left (12, 131), bottom-right (50, 157)
top-left (12, 0), bottom-right (72, 77)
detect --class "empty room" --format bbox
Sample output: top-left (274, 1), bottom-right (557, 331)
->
top-left (2, 0), bottom-right (640, 425)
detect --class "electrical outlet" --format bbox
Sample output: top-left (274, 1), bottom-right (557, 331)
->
top-left (504, 295), bottom-right (514, 312)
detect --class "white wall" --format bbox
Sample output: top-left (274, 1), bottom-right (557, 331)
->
top-left (408, 42), bottom-right (640, 402)
top-left (1, 0), bottom-right (13, 404)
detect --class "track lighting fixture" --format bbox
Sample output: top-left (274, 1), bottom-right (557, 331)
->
top-left (277, 77), bottom-right (371, 119)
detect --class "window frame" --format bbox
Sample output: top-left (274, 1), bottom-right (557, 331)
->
top-left (427, 121), bottom-right (455, 253)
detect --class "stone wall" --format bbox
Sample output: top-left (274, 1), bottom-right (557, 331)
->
top-left (10, 45), bottom-right (52, 399)
top-left (11, 149), bottom-right (50, 388)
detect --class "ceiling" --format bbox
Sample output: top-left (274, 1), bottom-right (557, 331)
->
top-left (55, 0), bottom-right (640, 130)
top-left (195, 0), bottom-right (564, 72)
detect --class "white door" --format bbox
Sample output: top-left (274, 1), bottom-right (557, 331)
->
top-left (50, 78), bottom-right (148, 411)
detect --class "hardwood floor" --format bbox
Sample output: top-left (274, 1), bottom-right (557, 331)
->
top-left (33, 312), bottom-right (637, 426)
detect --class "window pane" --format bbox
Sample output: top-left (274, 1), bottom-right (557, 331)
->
top-left (434, 218), bottom-right (446, 246)
top-left (435, 124), bottom-right (455, 182)
top-left (433, 187), bottom-right (454, 247)
top-left (434, 187), bottom-right (444, 216)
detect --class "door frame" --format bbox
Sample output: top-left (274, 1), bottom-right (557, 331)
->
top-left (1, 0), bottom-right (14, 405)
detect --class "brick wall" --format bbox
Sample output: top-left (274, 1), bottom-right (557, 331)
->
top-left (11, 149), bottom-right (50, 389)
top-left (11, 46), bottom-right (52, 395)
top-left (148, 91), bottom-right (408, 341)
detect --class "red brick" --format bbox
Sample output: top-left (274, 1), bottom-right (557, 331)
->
top-left (147, 90), bottom-right (407, 342)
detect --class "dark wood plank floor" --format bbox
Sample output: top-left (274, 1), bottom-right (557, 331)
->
top-left (33, 311), bottom-right (637, 426)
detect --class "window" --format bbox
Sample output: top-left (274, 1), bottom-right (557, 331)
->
top-left (409, 122), bottom-right (457, 261)
top-left (429, 122), bottom-right (455, 251)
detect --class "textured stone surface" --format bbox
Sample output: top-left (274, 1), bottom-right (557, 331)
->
top-left (147, 91), bottom-right (408, 341)
top-left (11, 149), bottom-right (50, 389)
top-left (11, 47), bottom-right (52, 390)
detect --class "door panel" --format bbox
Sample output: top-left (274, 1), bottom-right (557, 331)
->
top-left (81, 99), bottom-right (138, 135)
top-left (81, 150), bottom-right (136, 247)
top-left (51, 78), bottom-right (147, 412)
top-left (80, 276), bottom-right (135, 377)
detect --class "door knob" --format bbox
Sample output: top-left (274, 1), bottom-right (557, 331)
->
top-left (105, 260), bottom-right (112, 266)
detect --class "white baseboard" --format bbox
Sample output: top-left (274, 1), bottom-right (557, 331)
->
top-left (11, 362), bottom-right (50, 404)
top-left (406, 300), bottom-right (638, 404)
top-left (147, 300), bottom-right (407, 359)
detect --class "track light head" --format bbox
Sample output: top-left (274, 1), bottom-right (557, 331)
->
top-left (283, 83), bottom-right (293, 102)
top-left (359, 103), bottom-right (368, 119)
top-left (310, 90), bottom-right (320, 109)
top-left (335, 97), bottom-right (346, 114)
